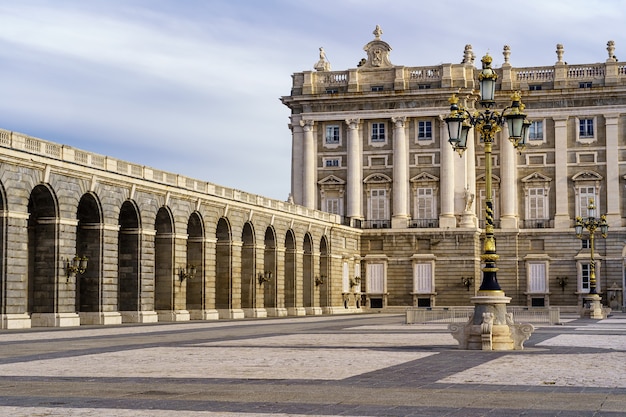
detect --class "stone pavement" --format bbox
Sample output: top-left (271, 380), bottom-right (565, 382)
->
top-left (0, 312), bottom-right (625, 416)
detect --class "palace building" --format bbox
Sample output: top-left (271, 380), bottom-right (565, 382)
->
top-left (281, 26), bottom-right (626, 311)
top-left (2, 27), bottom-right (626, 329)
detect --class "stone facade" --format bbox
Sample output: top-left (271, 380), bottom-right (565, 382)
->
top-left (0, 130), bottom-right (362, 329)
top-left (281, 27), bottom-right (626, 312)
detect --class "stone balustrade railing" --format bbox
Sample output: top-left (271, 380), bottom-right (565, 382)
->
top-left (293, 59), bottom-right (626, 94)
top-left (0, 128), bottom-right (340, 223)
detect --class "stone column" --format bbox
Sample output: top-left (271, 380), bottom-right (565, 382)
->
top-left (345, 118), bottom-right (362, 225)
top-left (439, 118), bottom-right (456, 228)
top-left (499, 126), bottom-right (518, 229)
top-left (1, 212), bottom-right (31, 329)
top-left (459, 128), bottom-right (476, 228)
top-left (300, 120), bottom-right (316, 210)
top-left (290, 119), bottom-right (304, 205)
top-left (553, 116), bottom-right (569, 228)
top-left (391, 116), bottom-right (409, 228)
top-left (605, 114), bottom-right (620, 225)
top-left (230, 241), bottom-right (244, 318)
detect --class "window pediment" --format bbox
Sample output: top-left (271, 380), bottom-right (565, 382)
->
top-left (363, 173), bottom-right (392, 184)
top-left (410, 172), bottom-right (439, 183)
top-left (572, 171), bottom-right (602, 182)
top-left (318, 175), bottom-right (346, 185)
top-left (521, 172), bottom-right (552, 183)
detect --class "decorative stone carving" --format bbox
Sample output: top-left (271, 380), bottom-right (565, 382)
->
top-left (503, 45), bottom-right (511, 64)
top-left (607, 40), bottom-right (616, 61)
top-left (462, 44), bottom-right (475, 65)
top-left (360, 25), bottom-right (392, 69)
top-left (314, 47), bottom-right (331, 72)
top-left (556, 44), bottom-right (564, 63)
top-left (481, 312), bottom-right (494, 350)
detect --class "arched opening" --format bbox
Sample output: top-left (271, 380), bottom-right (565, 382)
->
top-left (186, 212), bottom-right (204, 313)
top-left (27, 185), bottom-right (58, 316)
top-left (75, 193), bottom-right (103, 315)
top-left (215, 217), bottom-right (232, 310)
top-left (263, 227), bottom-right (277, 310)
top-left (319, 236), bottom-right (330, 308)
top-left (284, 230), bottom-right (296, 310)
top-left (303, 233), bottom-right (314, 309)
top-left (155, 207), bottom-right (174, 312)
top-left (241, 222), bottom-right (256, 310)
top-left (118, 200), bottom-right (141, 314)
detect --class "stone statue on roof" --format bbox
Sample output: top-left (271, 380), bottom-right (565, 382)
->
top-left (360, 25), bottom-right (392, 69)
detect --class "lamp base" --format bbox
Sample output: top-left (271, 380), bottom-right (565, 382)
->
top-left (449, 290), bottom-right (534, 350)
top-left (580, 294), bottom-right (609, 319)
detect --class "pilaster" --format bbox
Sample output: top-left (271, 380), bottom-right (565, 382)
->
top-left (300, 120), bottom-right (316, 210)
top-left (553, 116), bottom-right (570, 228)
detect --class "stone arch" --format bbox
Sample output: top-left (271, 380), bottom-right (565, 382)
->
top-left (215, 217), bottom-right (232, 312)
top-left (284, 229), bottom-right (297, 310)
top-left (263, 226), bottom-right (277, 313)
top-left (118, 200), bottom-right (141, 317)
top-left (241, 222), bottom-right (256, 311)
top-left (186, 211), bottom-right (204, 313)
top-left (75, 192), bottom-right (104, 318)
top-left (319, 235), bottom-right (330, 308)
top-left (27, 184), bottom-right (59, 317)
top-left (155, 206), bottom-right (175, 313)
top-left (303, 233), bottom-right (314, 310)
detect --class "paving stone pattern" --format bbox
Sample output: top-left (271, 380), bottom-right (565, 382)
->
top-left (0, 314), bottom-right (625, 416)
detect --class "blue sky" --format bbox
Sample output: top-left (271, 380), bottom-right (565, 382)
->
top-left (0, 0), bottom-right (625, 200)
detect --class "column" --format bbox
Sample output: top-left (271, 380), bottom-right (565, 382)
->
top-left (605, 114), bottom-right (620, 225)
top-left (459, 127), bottom-right (476, 228)
top-left (392, 116), bottom-right (409, 228)
top-left (345, 118), bottom-right (362, 224)
top-left (500, 125), bottom-right (518, 229)
top-left (290, 120), bottom-right (304, 205)
top-left (439, 117), bottom-right (456, 228)
top-left (300, 119), bottom-right (316, 210)
top-left (553, 116), bottom-right (569, 228)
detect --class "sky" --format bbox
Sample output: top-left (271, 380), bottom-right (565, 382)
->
top-left (0, 0), bottom-right (625, 201)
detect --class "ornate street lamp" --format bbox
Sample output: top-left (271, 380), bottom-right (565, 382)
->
top-left (444, 54), bottom-right (531, 292)
top-left (575, 199), bottom-right (608, 295)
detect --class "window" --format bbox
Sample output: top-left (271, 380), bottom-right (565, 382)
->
top-left (417, 121), bottom-right (432, 141)
top-left (325, 198), bottom-right (340, 215)
top-left (527, 262), bottom-right (547, 293)
top-left (529, 121), bottom-right (543, 141)
top-left (371, 85), bottom-right (384, 92)
top-left (367, 263), bottom-right (385, 294)
top-left (581, 239), bottom-right (590, 249)
top-left (581, 263), bottom-right (591, 292)
top-left (325, 88), bottom-right (338, 94)
top-left (413, 263), bottom-right (433, 293)
top-left (529, 85), bottom-right (542, 91)
top-left (371, 123), bottom-right (386, 142)
top-left (370, 189), bottom-right (388, 220)
top-left (579, 118), bottom-right (594, 138)
top-left (416, 188), bottom-right (435, 219)
top-left (579, 82), bottom-right (592, 88)
top-left (324, 159), bottom-right (339, 167)
top-left (578, 186), bottom-right (596, 218)
top-left (325, 125), bottom-right (340, 144)
top-left (528, 188), bottom-right (547, 219)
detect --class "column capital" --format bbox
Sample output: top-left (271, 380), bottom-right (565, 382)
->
top-left (299, 119), bottom-right (314, 131)
top-left (345, 118), bottom-right (360, 129)
top-left (391, 116), bottom-right (407, 127)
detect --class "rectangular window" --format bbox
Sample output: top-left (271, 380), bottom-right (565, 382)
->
top-left (582, 239), bottom-right (591, 249)
top-left (578, 187), bottom-right (596, 217)
top-left (528, 263), bottom-right (547, 293)
top-left (371, 123), bottom-right (385, 142)
top-left (581, 263), bottom-right (590, 292)
top-left (342, 262), bottom-right (350, 293)
top-left (579, 119), bottom-right (594, 138)
top-left (324, 159), bottom-right (339, 167)
top-left (413, 263), bottom-right (433, 293)
top-left (370, 189), bottom-right (388, 220)
top-left (416, 188), bottom-right (435, 219)
top-left (367, 263), bottom-right (385, 293)
top-left (529, 85), bottom-right (542, 91)
top-left (371, 85), bottom-right (384, 92)
top-left (579, 82), bottom-right (592, 88)
top-left (528, 188), bottom-right (546, 219)
top-left (325, 198), bottom-right (340, 215)
top-left (325, 125), bottom-right (340, 144)
top-left (529, 121), bottom-right (543, 141)
top-left (417, 121), bottom-right (432, 140)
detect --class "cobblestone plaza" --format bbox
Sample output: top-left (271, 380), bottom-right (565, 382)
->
top-left (0, 313), bottom-right (625, 416)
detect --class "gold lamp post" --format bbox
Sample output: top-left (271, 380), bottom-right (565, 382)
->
top-left (445, 54), bottom-right (530, 293)
top-left (575, 199), bottom-right (608, 295)
top-left (444, 54), bottom-right (534, 350)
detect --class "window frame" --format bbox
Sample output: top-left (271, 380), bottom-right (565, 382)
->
top-left (324, 124), bottom-right (341, 147)
top-left (370, 122), bottom-right (387, 144)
